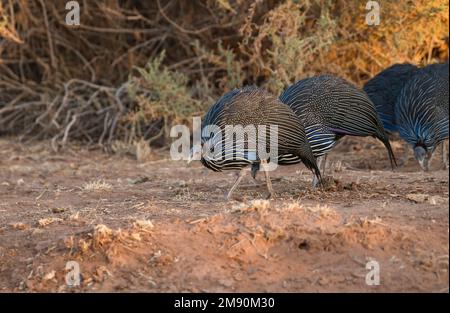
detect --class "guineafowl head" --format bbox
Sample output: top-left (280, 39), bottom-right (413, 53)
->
top-left (413, 142), bottom-right (434, 171)
top-left (188, 132), bottom-right (225, 171)
top-left (188, 145), bottom-right (202, 164)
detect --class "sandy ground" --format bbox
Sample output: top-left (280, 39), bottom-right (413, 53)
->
top-left (0, 136), bottom-right (448, 292)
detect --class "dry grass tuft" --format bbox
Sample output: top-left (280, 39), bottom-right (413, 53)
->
top-left (133, 219), bottom-right (155, 231)
top-left (304, 204), bottom-right (338, 218)
top-left (38, 217), bottom-right (62, 228)
top-left (82, 180), bottom-right (113, 192)
top-left (93, 224), bottom-right (115, 248)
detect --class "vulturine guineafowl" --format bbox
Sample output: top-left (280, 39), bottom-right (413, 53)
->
top-left (280, 74), bottom-right (396, 186)
top-left (395, 62), bottom-right (449, 171)
top-left (422, 62), bottom-right (449, 79)
top-left (363, 63), bottom-right (419, 134)
top-left (189, 86), bottom-right (322, 199)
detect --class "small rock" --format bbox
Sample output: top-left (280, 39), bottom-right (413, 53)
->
top-left (218, 279), bottom-right (234, 288)
top-left (406, 193), bottom-right (427, 203)
top-left (176, 180), bottom-right (187, 187)
top-left (10, 222), bottom-right (29, 230)
top-left (128, 176), bottom-right (149, 185)
top-left (43, 270), bottom-right (56, 281)
top-left (428, 195), bottom-right (448, 205)
top-left (318, 277), bottom-right (329, 286)
top-left (52, 207), bottom-right (65, 213)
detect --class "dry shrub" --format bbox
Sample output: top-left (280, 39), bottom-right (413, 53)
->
top-left (124, 51), bottom-right (206, 145)
top-left (0, 2), bottom-right (22, 44)
top-left (0, 0), bottom-right (448, 148)
top-left (324, 0), bottom-right (449, 84)
top-left (238, 0), bottom-right (337, 94)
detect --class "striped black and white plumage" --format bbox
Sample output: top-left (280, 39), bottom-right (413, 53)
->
top-left (280, 75), bottom-right (396, 185)
top-left (190, 86), bottom-right (322, 199)
top-left (395, 63), bottom-right (449, 171)
top-left (363, 63), bottom-right (418, 134)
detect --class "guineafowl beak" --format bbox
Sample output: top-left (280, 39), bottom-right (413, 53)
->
top-left (187, 146), bottom-right (202, 165)
top-left (414, 146), bottom-right (430, 171)
top-left (187, 148), bottom-right (194, 165)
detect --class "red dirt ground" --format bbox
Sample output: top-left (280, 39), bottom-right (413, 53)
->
top-left (0, 137), bottom-right (448, 292)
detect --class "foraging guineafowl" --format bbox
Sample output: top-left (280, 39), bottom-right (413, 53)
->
top-left (363, 63), bottom-right (419, 134)
top-left (280, 74), bottom-right (396, 186)
top-left (395, 63), bottom-right (449, 171)
top-left (189, 86), bottom-right (321, 199)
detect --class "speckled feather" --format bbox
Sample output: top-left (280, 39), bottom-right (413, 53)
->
top-left (200, 86), bottom-right (321, 179)
top-left (363, 63), bottom-right (419, 133)
top-left (280, 75), bottom-right (396, 167)
top-left (395, 63), bottom-right (449, 150)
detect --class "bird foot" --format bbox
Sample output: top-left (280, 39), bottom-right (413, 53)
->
top-left (263, 191), bottom-right (273, 199)
top-left (225, 191), bottom-right (234, 201)
top-left (251, 178), bottom-right (263, 186)
top-left (312, 178), bottom-right (321, 188)
top-left (312, 176), bottom-right (334, 188)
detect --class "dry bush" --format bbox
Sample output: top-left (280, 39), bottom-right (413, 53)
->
top-left (124, 51), bottom-right (206, 145)
top-left (0, 0), bottom-right (448, 148)
top-left (237, 0), bottom-right (337, 94)
top-left (324, 0), bottom-right (449, 84)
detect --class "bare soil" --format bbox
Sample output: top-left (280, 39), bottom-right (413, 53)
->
top-left (0, 137), bottom-right (448, 292)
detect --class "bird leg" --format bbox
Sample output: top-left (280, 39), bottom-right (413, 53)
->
top-left (250, 163), bottom-right (262, 185)
top-left (320, 154), bottom-right (328, 176)
top-left (398, 143), bottom-right (409, 167)
top-left (260, 159), bottom-right (274, 198)
top-left (442, 141), bottom-right (449, 170)
top-left (312, 155), bottom-right (327, 188)
top-left (226, 168), bottom-right (248, 200)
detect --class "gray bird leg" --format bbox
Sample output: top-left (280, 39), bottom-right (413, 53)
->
top-left (260, 160), bottom-right (274, 198)
top-left (312, 155), bottom-right (326, 187)
top-left (321, 154), bottom-right (328, 176)
top-left (250, 163), bottom-right (261, 185)
top-left (442, 141), bottom-right (449, 169)
top-left (399, 143), bottom-right (409, 167)
top-left (226, 168), bottom-right (248, 200)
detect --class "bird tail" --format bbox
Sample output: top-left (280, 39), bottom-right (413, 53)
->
top-left (300, 151), bottom-right (324, 187)
top-left (378, 131), bottom-right (397, 170)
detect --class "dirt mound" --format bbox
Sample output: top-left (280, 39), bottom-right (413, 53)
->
top-left (16, 200), bottom-right (448, 292)
top-left (0, 138), bottom-right (448, 292)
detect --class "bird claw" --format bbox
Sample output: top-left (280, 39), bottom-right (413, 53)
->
top-left (251, 178), bottom-right (262, 186)
top-left (312, 178), bottom-right (321, 188)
